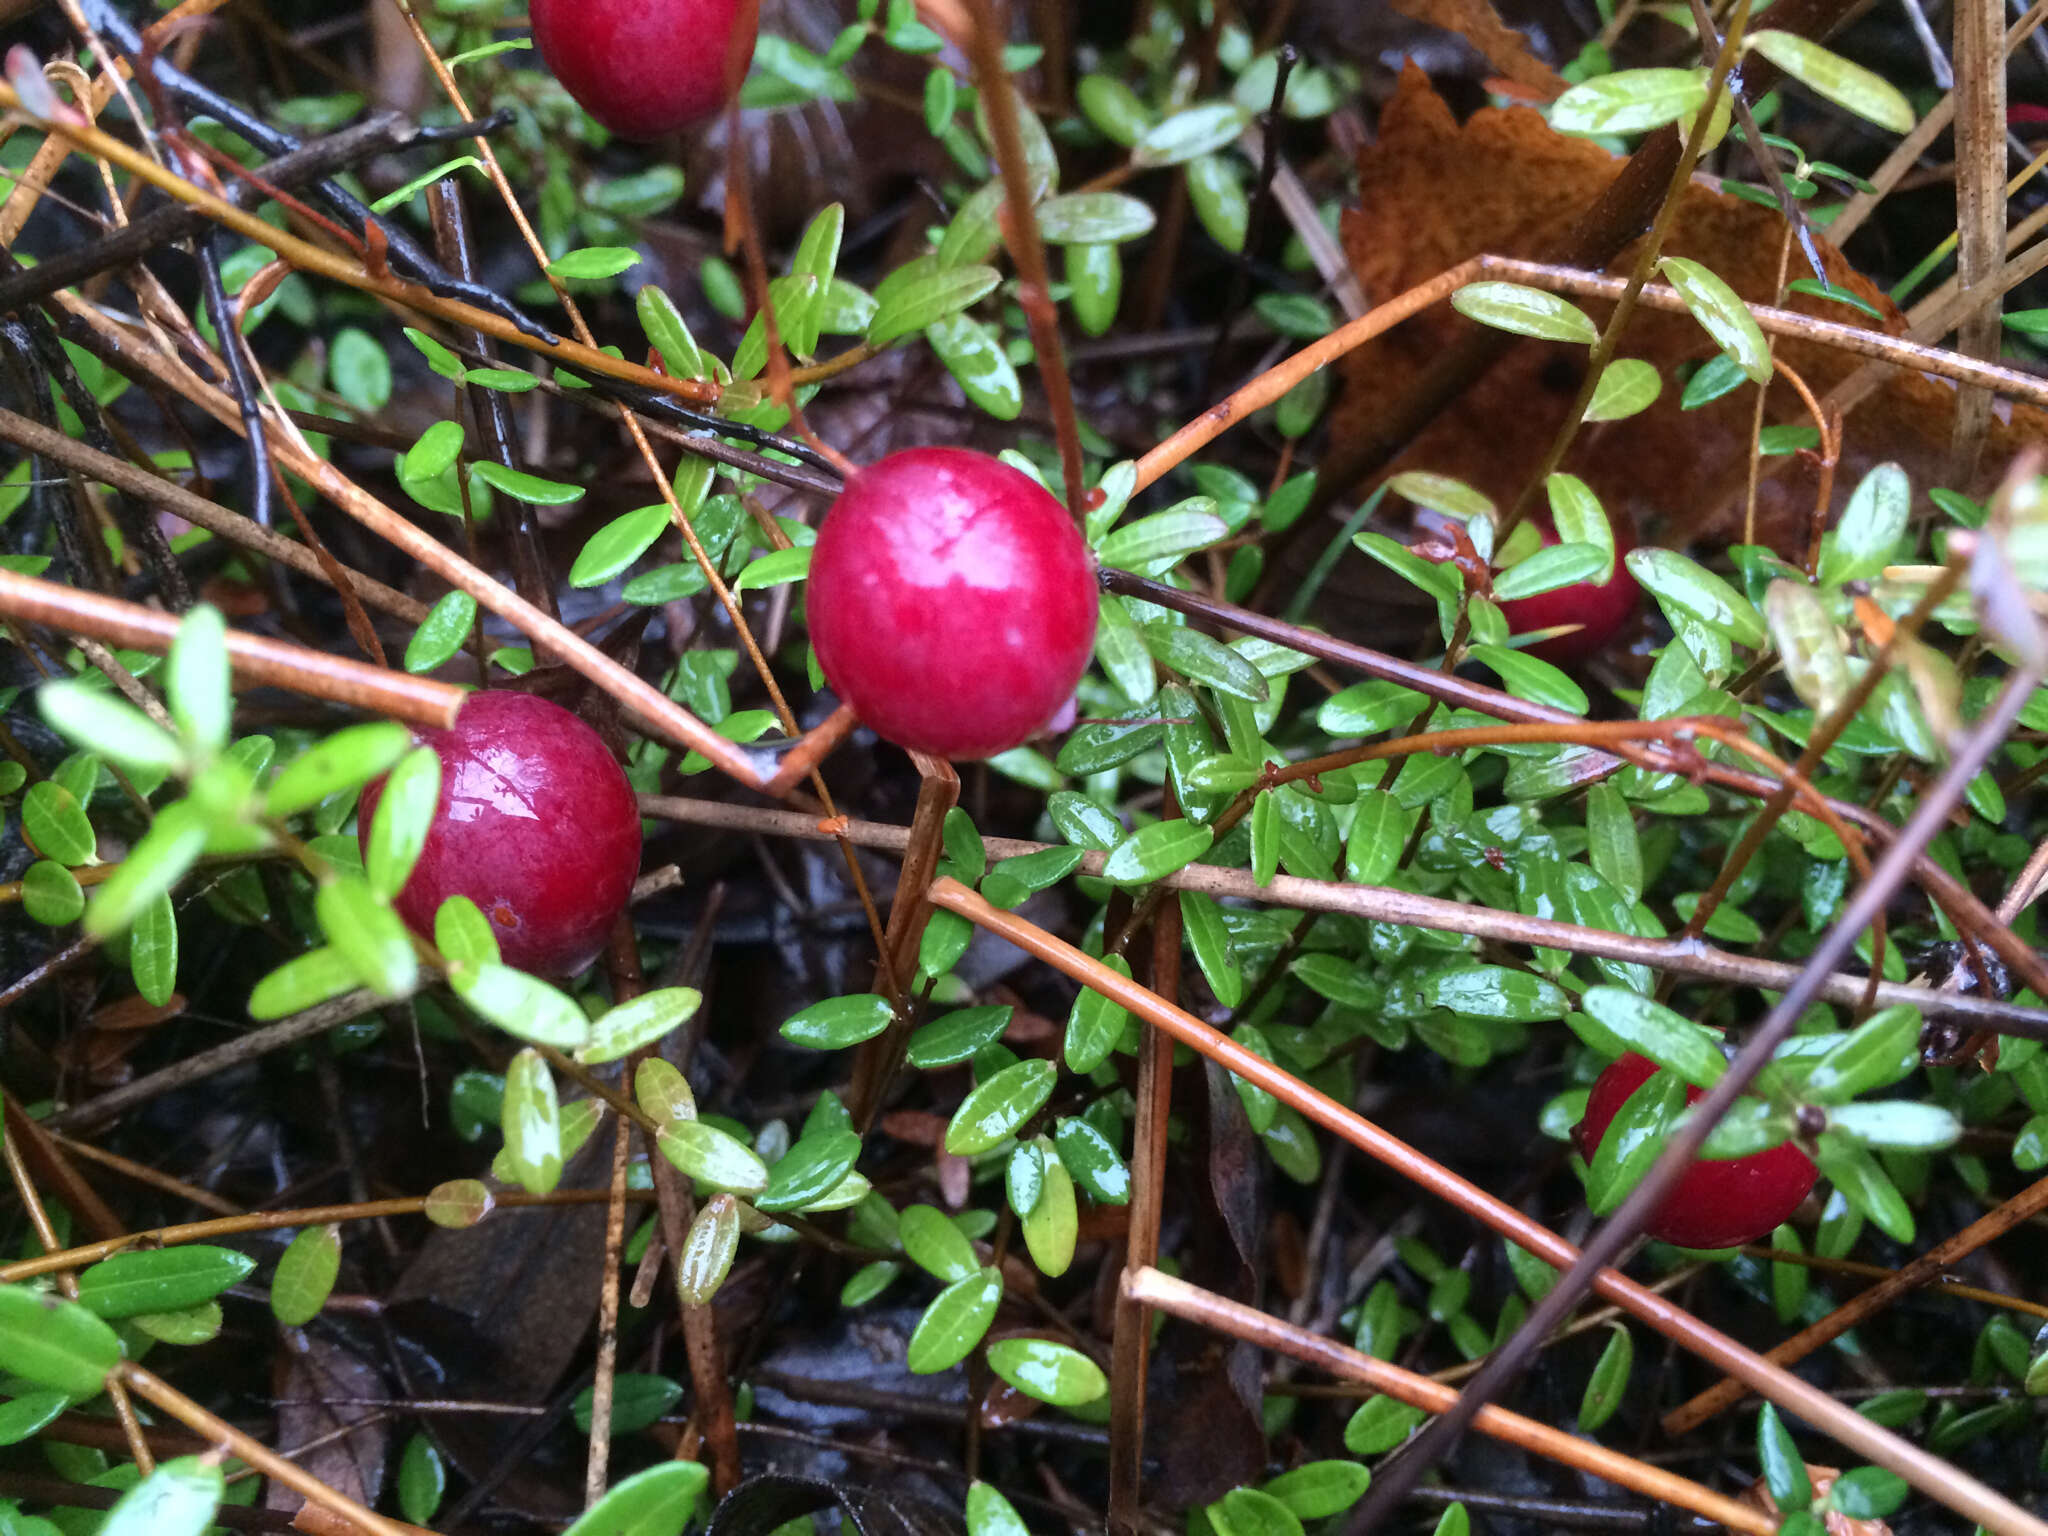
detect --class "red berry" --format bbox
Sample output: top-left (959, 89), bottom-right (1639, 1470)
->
top-left (529, 0), bottom-right (756, 141)
top-left (808, 448), bottom-right (1099, 761)
top-left (1574, 1052), bottom-right (1817, 1250)
top-left (360, 692), bottom-right (641, 977)
top-left (1494, 514), bottom-right (1641, 665)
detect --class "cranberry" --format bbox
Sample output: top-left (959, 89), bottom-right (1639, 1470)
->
top-left (359, 692), bottom-right (641, 976)
top-left (1574, 1052), bottom-right (1817, 1250)
top-left (1494, 513), bottom-right (1641, 665)
top-left (529, 0), bottom-right (756, 141)
top-left (807, 448), bottom-right (1099, 760)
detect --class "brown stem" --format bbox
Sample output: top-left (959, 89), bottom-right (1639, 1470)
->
top-left (1125, 1267), bottom-right (1773, 1535)
top-left (0, 568), bottom-right (463, 728)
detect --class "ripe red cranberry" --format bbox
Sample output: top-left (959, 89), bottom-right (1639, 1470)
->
top-left (808, 448), bottom-right (1099, 761)
top-left (1575, 1052), bottom-right (1817, 1250)
top-left (529, 0), bottom-right (757, 141)
top-left (359, 691), bottom-right (641, 977)
top-left (1412, 511), bottom-right (1640, 665)
top-left (1495, 514), bottom-right (1641, 665)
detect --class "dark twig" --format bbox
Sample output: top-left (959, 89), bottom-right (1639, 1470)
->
top-left (1347, 657), bottom-right (2046, 1529)
top-left (1203, 45), bottom-right (1296, 388)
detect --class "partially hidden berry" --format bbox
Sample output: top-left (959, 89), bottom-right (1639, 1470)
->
top-left (360, 691), bottom-right (641, 977)
top-left (1494, 513), bottom-right (1641, 665)
top-left (1574, 1052), bottom-right (1817, 1250)
top-left (530, 0), bottom-right (757, 141)
top-left (807, 448), bottom-right (1099, 761)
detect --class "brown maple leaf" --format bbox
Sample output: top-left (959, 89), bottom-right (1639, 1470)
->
top-left (1333, 64), bottom-right (2048, 550)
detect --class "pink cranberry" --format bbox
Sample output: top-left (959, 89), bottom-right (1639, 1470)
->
top-left (529, 0), bottom-right (756, 141)
top-left (359, 692), bottom-right (641, 976)
top-left (807, 448), bottom-right (1099, 761)
top-left (1575, 1052), bottom-right (1817, 1250)
top-left (1494, 514), bottom-right (1641, 665)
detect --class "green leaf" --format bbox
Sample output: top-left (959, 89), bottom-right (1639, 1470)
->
top-left (1099, 505), bottom-right (1229, 571)
top-left (986, 1337), bottom-right (1107, 1405)
top-left (77, 1245), bottom-right (255, 1319)
top-left (1801, 1004), bottom-right (1920, 1104)
top-left (501, 1048), bottom-right (563, 1195)
top-left (451, 961), bottom-right (590, 1048)
top-left (1578, 988), bottom-right (1727, 1088)
top-left (1582, 358), bottom-right (1662, 421)
top-left (1101, 818), bottom-right (1216, 885)
top-left (548, 246), bottom-right (640, 281)
top-left (1744, 31), bottom-right (1914, 133)
top-left (23, 780), bottom-right (95, 866)
top-left (757, 1130), bottom-right (863, 1214)
top-left (1450, 282), bottom-right (1598, 344)
top-left (1826, 1100), bottom-right (1960, 1151)
top-left (868, 264), bottom-right (1002, 346)
top-left (1262, 1461), bottom-right (1371, 1520)
top-left (1585, 1068), bottom-right (1684, 1215)
top-left (734, 546), bottom-right (813, 592)
top-left (22, 860), bottom-right (83, 926)
top-left (0, 1283), bottom-right (123, 1396)
top-left (1036, 192), bottom-right (1157, 244)
top-left (1216, 1488), bottom-right (1305, 1536)
top-left (364, 746), bottom-right (440, 902)
top-left (247, 946), bottom-right (361, 1019)
top-left (637, 285), bottom-right (707, 381)
top-left (315, 875), bottom-right (416, 1000)
top-left (1468, 643), bottom-right (1589, 714)
top-left (677, 1198), bottom-right (742, 1304)
top-left (1659, 256), bottom-right (1771, 385)
top-left (573, 1373), bottom-right (684, 1438)
top-left (100, 1457), bottom-right (222, 1536)
top-left (967, 1483), bottom-right (1030, 1536)
top-left (0, 1387), bottom-right (68, 1446)
top-left (329, 326), bottom-right (392, 413)
top-left (559, 1461), bottom-right (708, 1536)
top-left (1185, 152), bottom-right (1249, 251)
top-left (1585, 784), bottom-right (1643, 904)
top-left (986, 846), bottom-right (1085, 904)
top-left (1076, 74), bottom-right (1151, 144)
top-left (164, 604), bottom-right (230, 757)
top-left (405, 590), bottom-right (477, 674)
top-left (270, 1224), bottom-right (340, 1327)
top-left (397, 1435), bottom-right (446, 1526)
top-left (657, 1120), bottom-right (771, 1196)
top-left (1577, 1322), bottom-right (1633, 1432)
top-left (266, 722), bottom-right (412, 818)
top-left (1625, 547), bottom-right (1768, 648)
top-left (901, 1204), bottom-right (980, 1282)
top-left (1134, 101), bottom-right (1251, 167)
top-left (1179, 889), bottom-right (1243, 1007)
top-left (946, 1059), bottom-right (1057, 1154)
top-left (1066, 953), bottom-right (1132, 1073)
top-left (907, 1267), bottom-right (1002, 1373)
top-left (1022, 1147), bottom-right (1078, 1275)
top-left (1767, 580), bottom-right (1852, 717)
top-left (1422, 965), bottom-right (1568, 1022)
top-left (37, 681), bottom-right (183, 776)
top-left (1828, 1467), bottom-right (1909, 1520)
top-left (1820, 462), bottom-right (1909, 585)
top-left (782, 992), bottom-right (894, 1049)
top-left (435, 894), bottom-right (500, 969)
top-left (571, 506), bottom-right (669, 589)
top-left (1543, 472), bottom-right (1615, 578)
top-left (1053, 1116), bottom-right (1131, 1204)
top-left (1344, 1394), bottom-right (1427, 1456)
top-left (927, 313), bottom-right (1022, 421)
top-left (1757, 1403), bottom-right (1812, 1511)
top-left (580, 988), bottom-right (702, 1065)
top-left (470, 461), bottom-right (585, 506)
top-left (907, 1005), bottom-right (1013, 1069)
top-left (129, 890), bottom-right (178, 1006)
top-left (1550, 67), bottom-right (1709, 135)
